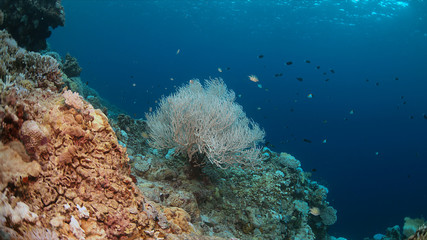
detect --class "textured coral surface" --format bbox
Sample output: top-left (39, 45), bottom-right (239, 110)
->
top-left (0, 30), bottom-right (214, 240)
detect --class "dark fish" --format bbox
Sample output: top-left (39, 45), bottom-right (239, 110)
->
top-left (274, 73), bottom-right (283, 77)
top-left (395, 77), bottom-right (399, 80)
top-left (286, 61), bottom-right (293, 65)
top-left (330, 69), bottom-right (335, 74)
top-left (226, 67), bottom-right (231, 70)
top-left (366, 78), bottom-right (369, 82)
top-left (376, 82), bottom-right (380, 86)
top-left (85, 81), bottom-right (89, 85)
top-left (258, 54), bottom-right (264, 59)
top-left (325, 78), bottom-right (330, 82)
top-left (401, 96), bottom-right (405, 99)
top-left (323, 72), bottom-right (327, 75)
top-left (410, 115), bottom-right (414, 119)
top-left (423, 114), bottom-right (427, 120)
top-left (303, 138), bottom-right (312, 143)
top-left (290, 108), bottom-right (294, 112)
top-left (311, 168), bottom-right (317, 172)
top-left (130, 75), bottom-right (134, 78)
top-left (403, 101), bottom-right (407, 104)
top-left (316, 66), bottom-right (320, 69)
top-left (296, 77), bottom-right (303, 82)
top-left (305, 60), bottom-right (311, 63)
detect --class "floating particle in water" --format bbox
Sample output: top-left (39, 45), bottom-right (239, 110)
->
top-left (305, 59), bottom-right (311, 63)
top-left (296, 77), bottom-right (303, 82)
top-left (238, 94), bottom-right (242, 98)
top-left (349, 109), bottom-right (354, 115)
top-left (176, 49), bottom-right (180, 55)
top-left (170, 77), bottom-right (174, 81)
top-left (290, 108), bottom-right (294, 112)
top-left (375, 152), bottom-right (379, 156)
top-left (218, 67), bottom-right (222, 72)
top-left (322, 139), bottom-right (327, 144)
top-left (303, 138), bottom-right (312, 143)
top-left (257, 107), bottom-right (262, 110)
top-left (258, 54), bottom-right (264, 59)
top-left (257, 84), bottom-right (263, 88)
top-left (248, 75), bottom-right (259, 82)
top-left (286, 61), bottom-right (293, 65)
top-left (322, 120), bottom-right (328, 124)
top-left (130, 75), bottom-right (134, 78)
top-left (307, 93), bottom-right (313, 98)
top-left (366, 78), bottom-right (369, 82)
top-left (132, 83), bottom-right (136, 87)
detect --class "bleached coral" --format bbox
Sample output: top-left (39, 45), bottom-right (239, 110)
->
top-left (0, 141), bottom-right (41, 191)
top-left (0, 191), bottom-right (38, 225)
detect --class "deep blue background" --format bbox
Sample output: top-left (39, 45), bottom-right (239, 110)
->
top-left (49, 1), bottom-right (427, 239)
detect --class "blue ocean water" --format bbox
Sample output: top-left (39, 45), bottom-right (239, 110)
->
top-left (49, 0), bottom-right (427, 239)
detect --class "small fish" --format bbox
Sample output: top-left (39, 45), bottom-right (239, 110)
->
top-left (218, 67), bottom-right (223, 72)
top-left (316, 66), bottom-right (320, 69)
top-left (305, 60), bottom-right (311, 63)
top-left (274, 73), bottom-right (283, 77)
top-left (258, 54), bottom-right (264, 59)
top-left (403, 101), bottom-right (407, 104)
top-left (325, 78), bottom-right (330, 82)
top-left (307, 93), bottom-right (313, 98)
top-left (226, 67), bottom-right (231, 70)
top-left (349, 109), bottom-right (354, 115)
top-left (257, 107), bottom-right (262, 110)
top-left (286, 61), bottom-right (293, 65)
top-left (296, 77), bottom-right (303, 82)
top-left (303, 138), bottom-right (312, 143)
top-left (170, 77), bottom-right (174, 81)
top-left (257, 84), bottom-right (263, 88)
top-left (248, 75), bottom-right (259, 82)
top-left (85, 81), bottom-right (89, 85)
top-left (401, 96), bottom-right (404, 99)
top-left (132, 83), bottom-right (136, 87)
top-left (176, 49), bottom-right (181, 55)
top-left (322, 139), bottom-right (327, 144)
top-left (311, 168), bottom-right (317, 172)
top-left (330, 69), bottom-right (335, 74)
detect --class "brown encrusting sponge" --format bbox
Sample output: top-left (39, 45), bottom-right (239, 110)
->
top-left (0, 29), bottom-right (216, 240)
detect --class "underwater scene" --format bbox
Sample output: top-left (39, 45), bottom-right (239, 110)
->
top-left (0, 0), bottom-right (427, 239)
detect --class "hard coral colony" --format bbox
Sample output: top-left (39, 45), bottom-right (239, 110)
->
top-left (0, 3), bottom-right (341, 240)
